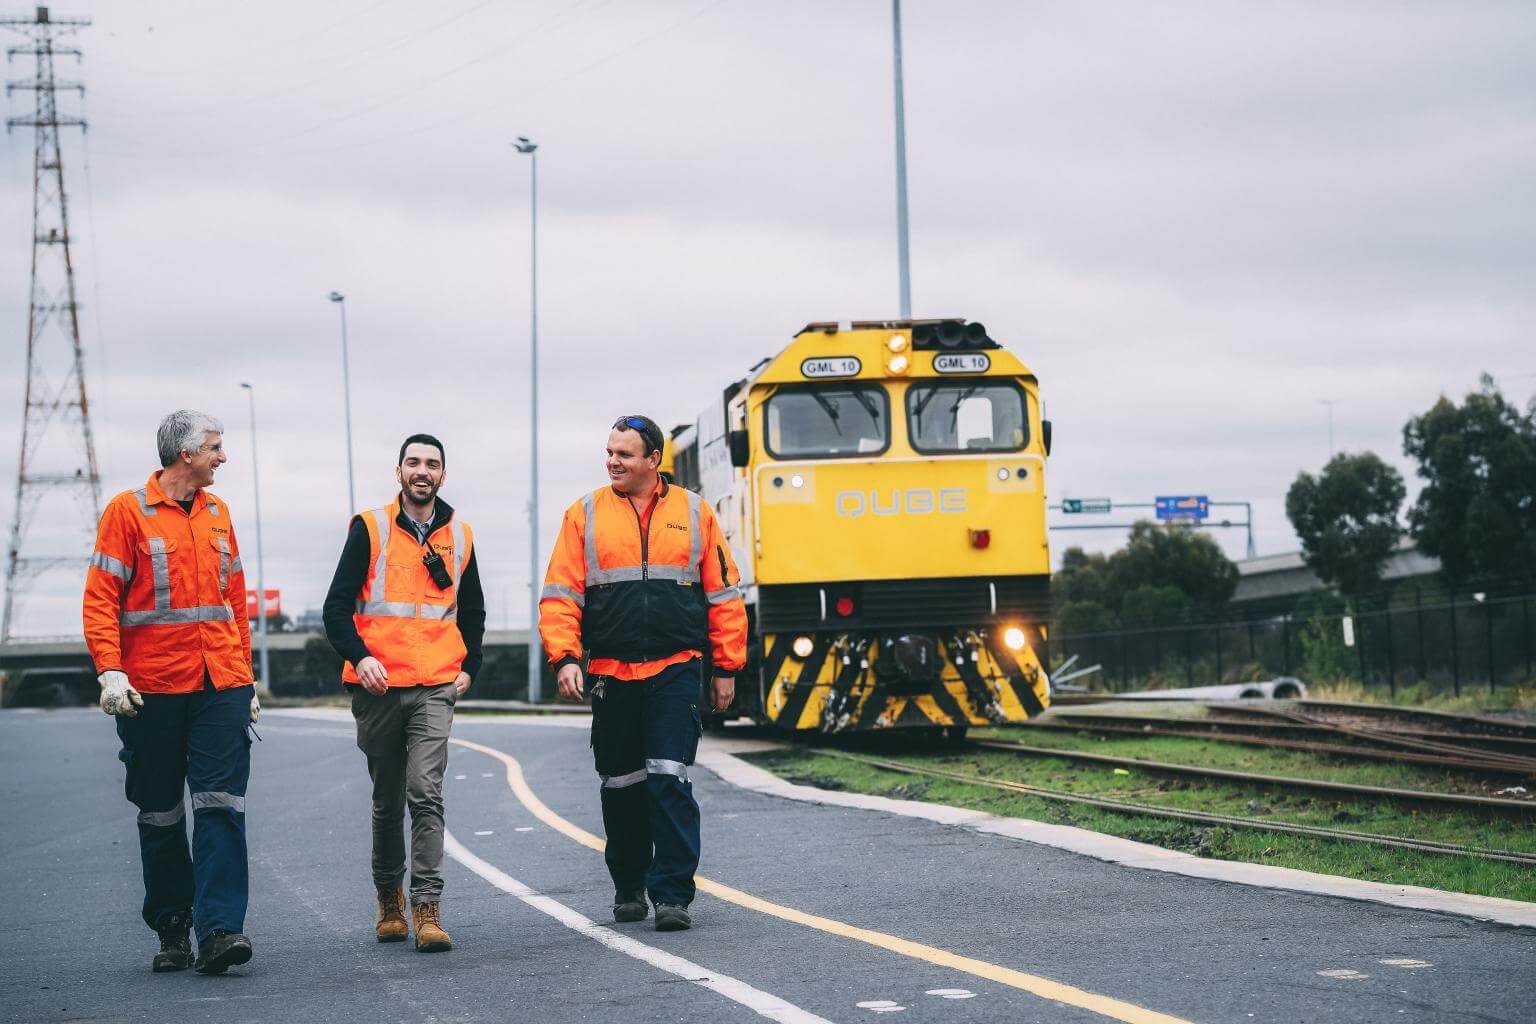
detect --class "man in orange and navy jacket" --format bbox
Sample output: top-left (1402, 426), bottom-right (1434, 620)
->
top-left (540, 414), bottom-right (747, 933)
top-left (82, 410), bottom-right (257, 977)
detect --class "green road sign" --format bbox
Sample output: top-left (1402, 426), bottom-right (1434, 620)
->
top-left (1061, 498), bottom-right (1112, 514)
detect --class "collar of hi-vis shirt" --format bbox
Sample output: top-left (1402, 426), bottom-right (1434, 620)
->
top-left (394, 493), bottom-right (454, 544)
top-left (144, 471), bottom-right (211, 516)
top-left (609, 477), bottom-right (667, 528)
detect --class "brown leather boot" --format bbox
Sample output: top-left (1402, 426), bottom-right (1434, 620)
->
top-left (375, 884), bottom-right (408, 943)
top-left (411, 901), bottom-right (452, 952)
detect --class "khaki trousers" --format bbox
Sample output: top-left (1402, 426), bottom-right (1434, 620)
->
top-left (351, 682), bottom-right (457, 904)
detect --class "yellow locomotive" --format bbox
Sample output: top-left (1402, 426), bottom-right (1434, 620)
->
top-left (666, 319), bottom-right (1052, 735)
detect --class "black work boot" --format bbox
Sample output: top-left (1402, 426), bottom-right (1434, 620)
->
top-left (152, 913), bottom-right (193, 973)
top-left (613, 890), bottom-right (648, 923)
top-left (654, 903), bottom-right (691, 932)
top-left (194, 930), bottom-right (253, 975)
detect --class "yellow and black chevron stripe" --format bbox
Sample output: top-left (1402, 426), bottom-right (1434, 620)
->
top-left (759, 631), bottom-right (1050, 733)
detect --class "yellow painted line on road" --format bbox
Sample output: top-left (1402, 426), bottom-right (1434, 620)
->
top-left (450, 735), bottom-right (1196, 1024)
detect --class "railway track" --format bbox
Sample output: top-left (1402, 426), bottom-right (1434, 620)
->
top-left (966, 737), bottom-right (1536, 815)
top-left (818, 749), bottom-right (1536, 867)
top-left (1028, 699), bottom-right (1536, 778)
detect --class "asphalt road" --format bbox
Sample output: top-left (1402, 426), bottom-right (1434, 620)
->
top-left (2, 707), bottom-right (1532, 1024)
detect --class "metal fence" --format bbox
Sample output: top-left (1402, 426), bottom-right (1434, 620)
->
top-left (1051, 582), bottom-right (1536, 697)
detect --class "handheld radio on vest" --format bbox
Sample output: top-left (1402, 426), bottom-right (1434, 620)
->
top-left (422, 543), bottom-right (454, 590)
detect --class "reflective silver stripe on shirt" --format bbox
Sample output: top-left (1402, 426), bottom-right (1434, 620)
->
top-left (368, 508), bottom-right (392, 604)
top-left (417, 604), bottom-right (458, 622)
top-left (120, 605), bottom-right (235, 627)
top-left (451, 519), bottom-right (468, 584)
top-left (134, 488), bottom-right (157, 517)
top-left (216, 537), bottom-right (231, 593)
top-left (685, 489), bottom-right (702, 577)
top-left (90, 550), bottom-right (132, 582)
top-left (191, 791), bottom-right (245, 813)
top-left (147, 537), bottom-right (172, 610)
top-left (206, 499), bottom-right (220, 517)
top-left (355, 600), bottom-right (418, 618)
top-left (581, 492), bottom-right (599, 579)
top-left (650, 563), bottom-right (698, 584)
top-left (599, 768), bottom-right (648, 790)
top-left (229, 556), bottom-right (242, 575)
top-left (137, 804), bottom-right (185, 827)
top-left (646, 758), bottom-right (689, 782)
top-left (588, 565), bottom-right (646, 586)
top-left (540, 583), bottom-right (584, 607)
top-left (706, 585), bottom-right (741, 605)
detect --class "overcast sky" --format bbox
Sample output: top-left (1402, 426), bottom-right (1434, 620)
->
top-left (1, 0), bottom-right (1531, 637)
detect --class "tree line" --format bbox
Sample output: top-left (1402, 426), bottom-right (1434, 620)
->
top-left (1054, 376), bottom-right (1536, 634)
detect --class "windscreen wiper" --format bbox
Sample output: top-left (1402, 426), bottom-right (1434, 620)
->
top-left (810, 390), bottom-right (844, 435)
top-left (850, 388), bottom-right (882, 425)
top-left (946, 382), bottom-right (984, 423)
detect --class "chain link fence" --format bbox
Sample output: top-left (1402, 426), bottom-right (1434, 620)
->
top-left (1051, 579), bottom-right (1536, 697)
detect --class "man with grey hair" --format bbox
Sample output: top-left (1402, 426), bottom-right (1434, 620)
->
top-left (83, 410), bottom-right (259, 975)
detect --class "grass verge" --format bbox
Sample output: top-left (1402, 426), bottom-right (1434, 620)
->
top-left (742, 744), bottom-right (1536, 902)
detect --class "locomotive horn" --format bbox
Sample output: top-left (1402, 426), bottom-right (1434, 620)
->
top-left (937, 320), bottom-right (965, 348)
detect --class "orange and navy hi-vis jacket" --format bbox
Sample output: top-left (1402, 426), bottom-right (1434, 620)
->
top-left (540, 480), bottom-right (748, 681)
top-left (341, 499), bottom-right (475, 687)
top-left (82, 472), bottom-right (253, 694)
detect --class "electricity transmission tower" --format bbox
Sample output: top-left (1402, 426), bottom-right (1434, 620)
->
top-left (1, 6), bottom-right (100, 640)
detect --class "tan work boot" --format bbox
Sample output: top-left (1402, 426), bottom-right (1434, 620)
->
top-left (375, 883), bottom-right (409, 943)
top-left (411, 901), bottom-right (452, 952)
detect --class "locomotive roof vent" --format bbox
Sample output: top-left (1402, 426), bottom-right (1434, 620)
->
top-left (799, 319), bottom-right (998, 350)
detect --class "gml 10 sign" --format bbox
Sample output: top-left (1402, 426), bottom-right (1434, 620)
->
top-left (801, 356), bottom-right (861, 379)
top-left (933, 353), bottom-right (990, 374)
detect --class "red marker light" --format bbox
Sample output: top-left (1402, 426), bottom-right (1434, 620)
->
top-left (969, 529), bottom-right (991, 549)
top-left (835, 597), bottom-right (855, 617)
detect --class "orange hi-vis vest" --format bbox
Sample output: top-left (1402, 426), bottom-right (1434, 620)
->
top-left (82, 472), bottom-right (253, 694)
top-left (341, 500), bottom-right (474, 687)
top-left (540, 481), bottom-right (748, 679)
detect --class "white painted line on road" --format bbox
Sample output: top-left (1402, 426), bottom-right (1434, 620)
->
top-left (855, 1001), bottom-right (905, 1013)
top-left (1316, 969), bottom-right (1371, 980)
top-left (514, 826), bottom-right (536, 832)
top-left (474, 830), bottom-right (495, 836)
top-left (696, 749), bottom-right (1536, 930)
top-left (454, 774), bottom-right (467, 780)
top-left (443, 831), bottom-right (836, 1024)
top-left (1380, 959), bottom-right (1432, 969)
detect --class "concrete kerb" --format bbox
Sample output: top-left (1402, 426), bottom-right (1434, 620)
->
top-left (263, 711), bottom-right (1536, 929)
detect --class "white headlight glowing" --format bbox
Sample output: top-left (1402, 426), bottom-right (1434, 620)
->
top-left (792, 635), bottom-right (815, 659)
top-left (1003, 627), bottom-right (1027, 651)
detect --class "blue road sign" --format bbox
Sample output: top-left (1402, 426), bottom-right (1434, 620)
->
top-left (1155, 495), bottom-right (1209, 520)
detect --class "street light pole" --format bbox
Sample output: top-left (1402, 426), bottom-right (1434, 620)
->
top-left (329, 292), bottom-right (357, 514)
top-left (239, 382), bottom-right (270, 691)
top-left (515, 136), bottom-right (541, 704)
top-left (1318, 398), bottom-right (1339, 458)
top-left (891, 0), bottom-right (912, 319)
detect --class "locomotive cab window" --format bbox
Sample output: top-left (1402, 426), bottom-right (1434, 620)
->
top-left (906, 380), bottom-right (1029, 454)
top-left (764, 385), bottom-right (890, 459)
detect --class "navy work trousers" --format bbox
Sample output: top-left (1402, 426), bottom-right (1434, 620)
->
top-left (115, 678), bottom-right (252, 941)
top-left (591, 659), bottom-right (704, 907)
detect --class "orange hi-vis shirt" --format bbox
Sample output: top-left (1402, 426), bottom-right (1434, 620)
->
top-left (540, 480), bottom-right (747, 681)
top-left (82, 472), bottom-right (253, 694)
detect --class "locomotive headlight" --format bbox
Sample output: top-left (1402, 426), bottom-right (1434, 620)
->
top-left (887, 353), bottom-right (909, 375)
top-left (887, 334), bottom-right (908, 353)
top-left (1003, 627), bottom-right (1027, 651)
top-left (791, 474), bottom-right (805, 489)
top-left (792, 635), bottom-right (815, 659)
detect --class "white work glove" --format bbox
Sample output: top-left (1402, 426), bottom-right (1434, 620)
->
top-left (98, 670), bottom-right (143, 717)
top-left (250, 690), bottom-right (261, 723)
